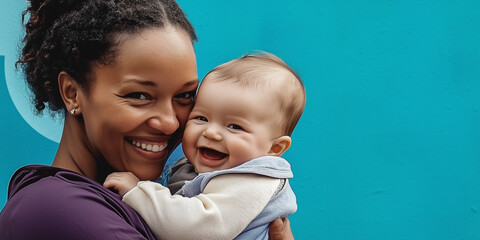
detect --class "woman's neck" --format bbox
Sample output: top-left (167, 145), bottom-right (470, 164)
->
top-left (52, 115), bottom-right (99, 181)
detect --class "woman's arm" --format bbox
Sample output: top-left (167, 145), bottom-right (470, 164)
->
top-left (0, 176), bottom-right (154, 240)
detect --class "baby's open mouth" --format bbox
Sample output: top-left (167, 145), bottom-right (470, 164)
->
top-left (200, 147), bottom-right (227, 160)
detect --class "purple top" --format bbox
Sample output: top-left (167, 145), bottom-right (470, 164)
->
top-left (0, 165), bottom-right (156, 240)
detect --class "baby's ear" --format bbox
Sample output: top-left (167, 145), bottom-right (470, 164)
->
top-left (268, 136), bottom-right (292, 156)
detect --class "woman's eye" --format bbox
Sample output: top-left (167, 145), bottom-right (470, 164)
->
top-left (125, 92), bottom-right (150, 100)
top-left (227, 124), bottom-right (243, 130)
top-left (175, 91), bottom-right (196, 105)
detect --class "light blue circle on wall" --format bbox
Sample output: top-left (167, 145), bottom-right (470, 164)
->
top-left (1, 1), bottom-right (62, 143)
top-left (5, 65), bottom-right (63, 143)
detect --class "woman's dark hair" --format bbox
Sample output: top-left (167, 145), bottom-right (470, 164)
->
top-left (17, 0), bottom-right (197, 114)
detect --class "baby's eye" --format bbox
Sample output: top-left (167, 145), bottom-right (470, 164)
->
top-left (124, 92), bottom-right (151, 100)
top-left (175, 91), bottom-right (196, 105)
top-left (196, 116), bottom-right (208, 122)
top-left (227, 124), bottom-right (243, 130)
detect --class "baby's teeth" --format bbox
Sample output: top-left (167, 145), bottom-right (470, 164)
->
top-left (141, 143), bottom-right (147, 149)
top-left (136, 142), bottom-right (141, 147)
top-left (147, 145), bottom-right (152, 151)
top-left (152, 145), bottom-right (160, 152)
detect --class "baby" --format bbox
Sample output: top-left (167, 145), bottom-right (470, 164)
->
top-left (104, 52), bottom-right (306, 240)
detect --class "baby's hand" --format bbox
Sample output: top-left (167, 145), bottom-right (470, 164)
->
top-left (104, 172), bottom-right (140, 197)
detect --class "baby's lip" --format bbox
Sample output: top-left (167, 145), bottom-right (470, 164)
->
top-left (199, 147), bottom-right (228, 160)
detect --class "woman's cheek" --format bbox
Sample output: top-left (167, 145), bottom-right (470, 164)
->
top-left (178, 106), bottom-right (193, 128)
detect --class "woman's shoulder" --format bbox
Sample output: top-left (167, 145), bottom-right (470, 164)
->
top-left (6, 164), bottom-right (91, 197)
top-left (6, 164), bottom-right (110, 201)
top-left (0, 165), bottom-right (155, 239)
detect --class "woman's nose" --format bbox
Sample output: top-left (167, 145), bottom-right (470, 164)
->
top-left (203, 124), bottom-right (223, 141)
top-left (147, 104), bottom-right (179, 135)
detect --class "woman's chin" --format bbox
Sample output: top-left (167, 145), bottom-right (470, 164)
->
top-left (135, 170), bottom-right (163, 181)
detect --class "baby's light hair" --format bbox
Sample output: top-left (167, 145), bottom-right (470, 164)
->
top-left (203, 52), bottom-right (306, 136)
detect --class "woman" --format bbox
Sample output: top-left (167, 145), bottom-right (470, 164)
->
top-left (0, 0), bottom-right (293, 239)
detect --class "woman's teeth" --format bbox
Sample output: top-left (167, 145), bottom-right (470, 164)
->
top-left (131, 140), bottom-right (167, 153)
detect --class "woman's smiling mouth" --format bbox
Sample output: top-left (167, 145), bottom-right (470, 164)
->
top-left (129, 139), bottom-right (168, 153)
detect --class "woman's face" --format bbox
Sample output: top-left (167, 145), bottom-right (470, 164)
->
top-left (79, 27), bottom-right (198, 180)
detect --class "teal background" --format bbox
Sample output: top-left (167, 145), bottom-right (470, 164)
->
top-left (1, 0), bottom-right (480, 239)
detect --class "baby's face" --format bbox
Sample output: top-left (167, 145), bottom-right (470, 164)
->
top-left (182, 80), bottom-right (280, 173)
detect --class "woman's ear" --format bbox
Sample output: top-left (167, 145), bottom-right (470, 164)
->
top-left (58, 71), bottom-right (81, 114)
top-left (268, 136), bottom-right (292, 156)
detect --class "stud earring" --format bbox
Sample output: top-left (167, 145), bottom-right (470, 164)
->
top-left (70, 108), bottom-right (78, 115)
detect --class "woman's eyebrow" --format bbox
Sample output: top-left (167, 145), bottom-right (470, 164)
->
top-left (183, 79), bottom-right (199, 87)
top-left (121, 78), bottom-right (157, 87)
top-left (120, 79), bottom-right (198, 87)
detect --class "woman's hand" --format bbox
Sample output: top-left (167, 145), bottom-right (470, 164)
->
top-left (269, 217), bottom-right (294, 240)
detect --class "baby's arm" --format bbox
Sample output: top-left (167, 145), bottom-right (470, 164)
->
top-left (123, 174), bottom-right (280, 240)
top-left (104, 172), bottom-right (140, 196)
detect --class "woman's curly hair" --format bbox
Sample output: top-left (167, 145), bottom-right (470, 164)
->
top-left (17, 0), bottom-right (197, 114)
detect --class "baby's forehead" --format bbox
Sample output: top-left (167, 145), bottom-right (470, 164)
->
top-left (196, 76), bottom-right (289, 135)
top-left (196, 79), bottom-right (276, 108)
top-left (204, 67), bottom-right (296, 90)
